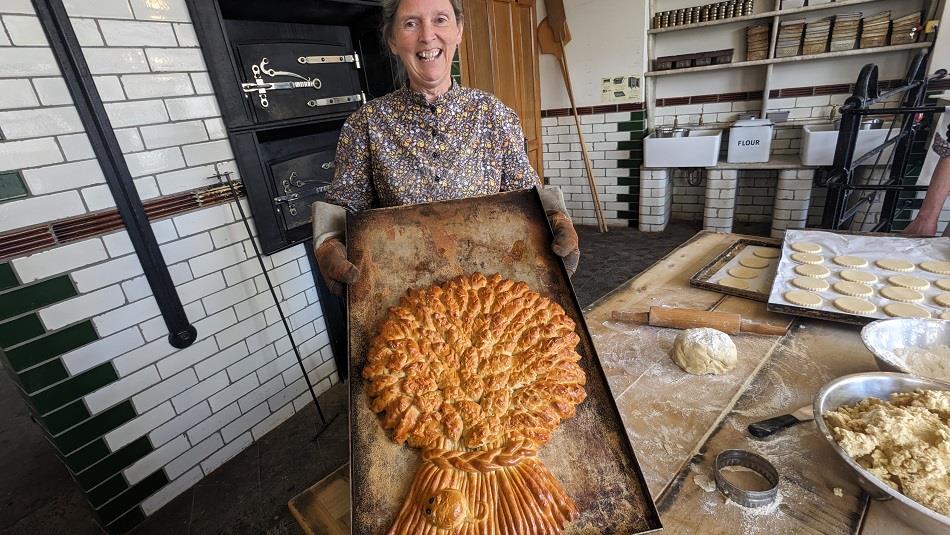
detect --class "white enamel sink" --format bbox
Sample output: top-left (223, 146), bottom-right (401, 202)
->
top-left (800, 124), bottom-right (894, 166)
top-left (643, 129), bottom-right (722, 168)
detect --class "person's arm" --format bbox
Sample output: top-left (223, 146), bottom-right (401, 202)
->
top-left (905, 132), bottom-right (950, 236)
top-left (313, 110), bottom-right (374, 295)
top-left (497, 105), bottom-right (581, 275)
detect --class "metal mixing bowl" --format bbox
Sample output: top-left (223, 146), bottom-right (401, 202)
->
top-left (814, 372), bottom-right (950, 533)
top-left (861, 318), bottom-right (950, 379)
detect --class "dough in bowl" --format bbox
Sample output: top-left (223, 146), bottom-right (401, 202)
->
top-left (670, 328), bottom-right (737, 375)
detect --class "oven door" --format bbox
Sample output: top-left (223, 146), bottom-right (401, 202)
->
top-left (269, 147), bottom-right (337, 233)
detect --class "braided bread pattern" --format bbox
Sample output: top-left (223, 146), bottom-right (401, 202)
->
top-left (363, 272), bottom-right (587, 451)
top-left (423, 439), bottom-right (538, 472)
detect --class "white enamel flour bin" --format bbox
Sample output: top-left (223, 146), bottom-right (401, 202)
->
top-left (727, 118), bottom-right (773, 163)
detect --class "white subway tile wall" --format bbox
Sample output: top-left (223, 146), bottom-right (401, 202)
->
top-left (0, 1), bottom-right (337, 530)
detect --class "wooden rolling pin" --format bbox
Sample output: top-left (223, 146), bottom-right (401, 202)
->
top-left (611, 306), bottom-right (788, 336)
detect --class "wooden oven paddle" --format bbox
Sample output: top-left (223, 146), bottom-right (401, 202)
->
top-left (538, 1), bottom-right (608, 232)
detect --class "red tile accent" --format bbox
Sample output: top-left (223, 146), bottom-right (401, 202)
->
top-left (689, 94), bottom-right (718, 104)
top-left (717, 92), bottom-right (748, 102)
top-left (0, 183), bottom-right (246, 262)
top-left (814, 83), bottom-right (852, 95)
top-left (617, 102), bottom-right (645, 112)
top-left (662, 96), bottom-right (690, 106)
top-left (778, 87), bottom-right (815, 97)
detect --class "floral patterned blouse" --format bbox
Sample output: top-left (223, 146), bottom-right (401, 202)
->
top-left (325, 82), bottom-right (539, 212)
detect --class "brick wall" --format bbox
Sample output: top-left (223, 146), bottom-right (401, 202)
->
top-left (541, 110), bottom-right (645, 226)
top-left (0, 1), bottom-right (336, 531)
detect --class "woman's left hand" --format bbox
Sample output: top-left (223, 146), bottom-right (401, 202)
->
top-left (547, 210), bottom-right (580, 277)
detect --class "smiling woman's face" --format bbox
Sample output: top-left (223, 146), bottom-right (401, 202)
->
top-left (389, 0), bottom-right (463, 97)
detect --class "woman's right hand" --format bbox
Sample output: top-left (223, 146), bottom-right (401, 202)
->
top-left (315, 236), bottom-right (359, 296)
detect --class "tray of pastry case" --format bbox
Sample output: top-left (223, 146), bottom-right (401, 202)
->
top-left (689, 237), bottom-right (782, 302)
top-left (345, 188), bottom-right (662, 534)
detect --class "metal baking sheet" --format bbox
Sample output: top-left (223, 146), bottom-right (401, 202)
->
top-left (690, 238), bottom-right (782, 302)
top-left (767, 229), bottom-right (950, 325)
top-left (345, 188), bottom-right (662, 535)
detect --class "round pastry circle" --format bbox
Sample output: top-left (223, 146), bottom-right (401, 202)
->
top-left (362, 272), bottom-right (587, 450)
top-left (791, 242), bottom-right (822, 254)
top-left (719, 277), bottom-right (749, 289)
top-left (740, 256), bottom-right (771, 269)
top-left (875, 259), bottom-right (915, 272)
top-left (839, 270), bottom-right (878, 284)
top-left (785, 290), bottom-right (822, 307)
top-left (883, 303), bottom-right (930, 318)
top-left (880, 286), bottom-right (924, 303)
top-left (752, 247), bottom-right (780, 259)
top-left (791, 277), bottom-right (829, 291)
top-left (920, 261), bottom-right (950, 275)
top-left (833, 281), bottom-right (873, 297)
top-left (936, 279), bottom-right (950, 291)
top-left (791, 252), bottom-right (823, 265)
top-left (729, 266), bottom-right (760, 279)
top-left (670, 328), bottom-right (737, 375)
top-left (934, 293), bottom-right (950, 307)
top-left (794, 264), bottom-right (831, 279)
top-left (887, 275), bottom-right (930, 290)
top-left (941, 311), bottom-right (950, 320)
top-left (832, 255), bottom-right (868, 268)
top-left (834, 296), bottom-right (876, 315)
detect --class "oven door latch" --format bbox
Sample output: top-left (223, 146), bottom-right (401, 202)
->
top-left (273, 170), bottom-right (333, 216)
top-left (242, 54), bottom-right (362, 109)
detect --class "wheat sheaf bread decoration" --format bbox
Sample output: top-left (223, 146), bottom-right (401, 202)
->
top-left (363, 272), bottom-right (588, 534)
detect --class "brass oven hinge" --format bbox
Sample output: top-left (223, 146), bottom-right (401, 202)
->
top-left (297, 53), bottom-right (361, 69)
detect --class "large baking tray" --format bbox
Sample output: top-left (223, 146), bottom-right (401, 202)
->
top-left (689, 237), bottom-right (782, 302)
top-left (767, 229), bottom-right (950, 325)
top-left (345, 188), bottom-right (662, 534)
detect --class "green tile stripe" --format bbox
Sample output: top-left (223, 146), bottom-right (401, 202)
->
top-left (0, 313), bottom-right (45, 348)
top-left (19, 358), bottom-right (68, 393)
top-left (0, 276), bottom-right (76, 321)
top-left (5, 321), bottom-right (97, 372)
top-left (54, 401), bottom-right (136, 455)
top-left (106, 507), bottom-right (145, 535)
top-left (77, 436), bottom-right (152, 490)
top-left (0, 263), bottom-right (17, 291)
top-left (42, 399), bottom-right (92, 436)
top-left (89, 473), bottom-right (129, 509)
top-left (66, 439), bottom-right (111, 473)
top-left (0, 170), bottom-right (28, 202)
top-left (617, 140), bottom-right (642, 151)
top-left (31, 362), bottom-right (118, 415)
top-left (98, 470), bottom-right (168, 525)
top-left (617, 120), bottom-right (645, 132)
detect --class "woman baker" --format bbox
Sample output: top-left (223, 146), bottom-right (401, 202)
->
top-left (312, 0), bottom-right (579, 294)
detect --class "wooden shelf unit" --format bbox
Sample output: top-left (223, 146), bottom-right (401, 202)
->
top-left (649, 0), bottom-right (890, 34)
top-left (645, 42), bottom-right (931, 76)
top-left (645, 0), bottom-right (935, 129)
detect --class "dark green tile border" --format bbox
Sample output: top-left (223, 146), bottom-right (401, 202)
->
top-left (89, 473), bottom-right (129, 508)
top-left (6, 321), bottom-right (97, 372)
top-left (0, 276), bottom-right (77, 321)
top-left (31, 362), bottom-right (118, 415)
top-left (77, 437), bottom-right (152, 491)
top-left (98, 470), bottom-right (167, 525)
top-left (0, 170), bottom-right (28, 202)
top-left (66, 439), bottom-right (111, 473)
top-left (43, 399), bottom-right (92, 436)
top-left (617, 120), bottom-right (645, 132)
top-left (0, 263), bottom-right (17, 291)
top-left (19, 358), bottom-right (68, 393)
top-left (105, 506), bottom-right (145, 535)
top-left (0, 313), bottom-right (45, 349)
top-left (54, 401), bottom-right (136, 455)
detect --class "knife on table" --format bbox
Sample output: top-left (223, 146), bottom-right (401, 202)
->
top-left (748, 405), bottom-right (814, 439)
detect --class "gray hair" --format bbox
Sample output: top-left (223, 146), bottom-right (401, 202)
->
top-left (380, 0), bottom-right (464, 45)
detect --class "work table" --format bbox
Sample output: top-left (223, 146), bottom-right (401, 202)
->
top-left (583, 230), bottom-right (926, 534)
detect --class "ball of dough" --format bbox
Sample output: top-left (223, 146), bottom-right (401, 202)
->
top-left (670, 328), bottom-right (738, 376)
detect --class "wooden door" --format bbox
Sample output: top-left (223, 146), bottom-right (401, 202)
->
top-left (460, 0), bottom-right (543, 180)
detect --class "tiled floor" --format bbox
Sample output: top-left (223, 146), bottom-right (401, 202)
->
top-left (0, 221), bottom-right (708, 535)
